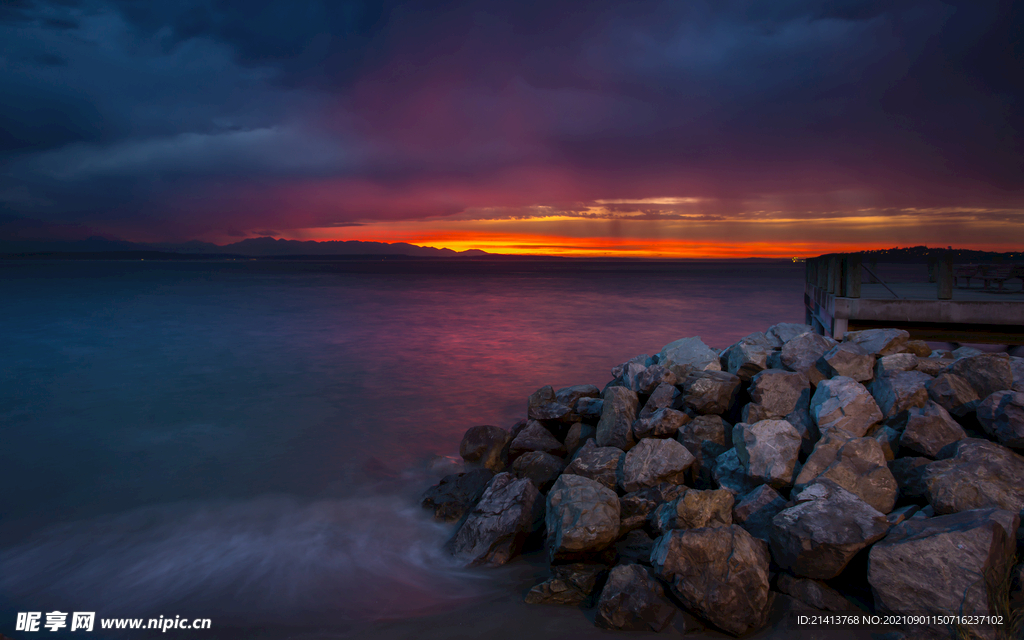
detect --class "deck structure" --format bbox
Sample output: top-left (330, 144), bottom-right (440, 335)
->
top-left (804, 254), bottom-right (1024, 344)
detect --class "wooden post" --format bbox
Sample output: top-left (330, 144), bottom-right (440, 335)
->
top-left (830, 255), bottom-right (841, 294)
top-left (845, 253), bottom-right (861, 298)
top-left (938, 253), bottom-right (953, 300)
top-left (817, 257), bottom-right (827, 289)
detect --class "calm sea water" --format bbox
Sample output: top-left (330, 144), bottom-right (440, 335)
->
top-left (0, 258), bottom-right (806, 638)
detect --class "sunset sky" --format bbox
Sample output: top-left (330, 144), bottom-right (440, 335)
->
top-left (1, 1), bottom-right (1021, 257)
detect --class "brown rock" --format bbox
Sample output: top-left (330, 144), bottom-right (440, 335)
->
top-left (459, 424), bottom-right (511, 471)
top-left (898, 400), bottom-right (966, 458)
top-left (870, 370), bottom-right (932, 419)
top-left (508, 420), bottom-right (565, 461)
top-left (811, 376), bottom-right (883, 437)
top-left (596, 386), bottom-right (639, 451)
top-left (546, 474), bottom-right (620, 561)
top-left (844, 328), bottom-right (910, 356)
top-left (923, 439), bottom-right (1024, 515)
top-left (448, 472), bottom-right (543, 566)
top-left (619, 437), bottom-right (695, 492)
top-left (563, 439), bottom-right (623, 491)
top-left (632, 407), bottom-right (689, 440)
top-left (734, 419), bottom-right (802, 488)
top-left (619, 482), bottom-right (688, 534)
top-left (733, 484), bottom-right (788, 542)
top-left (512, 451), bottom-right (566, 492)
top-left (421, 469), bottom-right (496, 522)
top-left (926, 372), bottom-right (981, 417)
top-left (817, 342), bottom-right (875, 382)
top-left (977, 390), bottom-right (1024, 449)
top-left (680, 370), bottom-right (742, 415)
top-left (595, 564), bottom-right (677, 631)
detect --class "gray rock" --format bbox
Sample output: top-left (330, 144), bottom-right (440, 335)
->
top-left (777, 573), bottom-right (855, 611)
top-left (512, 451), bottom-right (566, 492)
top-left (525, 563), bottom-right (606, 606)
top-left (619, 437), bottom-right (695, 493)
top-left (595, 564), bottom-right (677, 631)
top-left (734, 420), bottom-right (802, 489)
top-left (658, 336), bottom-right (722, 378)
top-left (680, 370), bottom-right (741, 415)
top-left (798, 436), bottom-right (898, 514)
top-left (873, 426), bottom-right (901, 461)
top-left (576, 397), bottom-right (604, 423)
top-left (421, 469), bottom-right (496, 522)
top-left (977, 390), bottom-right (1024, 449)
top-left (870, 370), bottom-right (932, 420)
top-left (785, 406), bottom-right (820, 456)
top-left (748, 369), bottom-right (812, 418)
top-left (652, 488), bottom-right (733, 534)
top-left (619, 482), bottom-right (688, 534)
top-left (612, 354), bottom-right (651, 380)
top-left (781, 332), bottom-right (838, 378)
top-left (868, 508), bottom-right (1019, 636)
top-left (448, 472), bottom-right (543, 566)
top-left (638, 382), bottom-right (680, 419)
top-left (844, 328), bottom-right (910, 356)
top-left (795, 428), bottom-right (856, 489)
top-left (945, 353), bottom-right (1014, 400)
top-left (1011, 356), bottom-right (1024, 392)
top-left (509, 420), bottom-right (566, 461)
top-left (818, 342), bottom-right (876, 382)
top-left (652, 525), bottom-right (772, 636)
top-left (769, 479), bottom-right (890, 579)
top-left (713, 448), bottom-right (760, 496)
top-left (926, 372), bottom-right (981, 417)
top-left (528, 385), bottom-right (574, 422)
top-left (676, 414), bottom-right (732, 468)
top-left (563, 422), bottom-right (595, 456)
top-left (632, 407), bottom-right (689, 440)
top-left (596, 386), bottom-right (638, 451)
top-left (766, 322), bottom-right (813, 348)
top-left (546, 474), bottom-right (620, 561)
top-left (620, 360), bottom-right (651, 393)
top-left (923, 438), bottom-right (1024, 515)
top-left (555, 384), bottom-right (601, 409)
top-left (721, 332), bottom-right (772, 381)
top-left (563, 439), bottom-right (623, 491)
top-left (733, 484), bottom-right (788, 541)
top-left (633, 364), bottom-right (677, 396)
top-left (953, 346), bottom-right (985, 358)
top-left (899, 401), bottom-right (967, 458)
top-left (766, 349), bottom-right (785, 370)
top-left (888, 457), bottom-right (931, 501)
top-left (875, 353), bottom-right (918, 379)
top-left (811, 376), bottom-right (883, 437)
top-left (459, 425), bottom-right (511, 472)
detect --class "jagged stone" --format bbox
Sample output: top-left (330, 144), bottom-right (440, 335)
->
top-left (512, 451), bottom-right (566, 492)
top-left (875, 353), bottom-right (918, 379)
top-left (563, 422), bottom-right (595, 456)
top-left (509, 420), bottom-right (566, 461)
top-left (945, 353), bottom-right (1014, 400)
top-left (781, 332), bottom-right (837, 380)
top-left (595, 564), bottom-right (677, 631)
top-left (870, 370), bottom-right (932, 419)
top-left (636, 364), bottom-right (678, 396)
top-left (619, 437), bottom-right (695, 493)
top-left (844, 328), bottom-right (910, 356)
top-left (448, 472), bottom-right (543, 566)
top-left (652, 525), bottom-right (772, 636)
top-left (616, 529), bottom-right (656, 565)
top-left (421, 469), bottom-right (496, 522)
top-left (888, 457), bottom-right (931, 501)
top-left (525, 563), bottom-right (606, 606)
top-left (596, 386), bottom-right (638, 451)
top-left (873, 425), bottom-right (901, 461)
top-left (898, 401), bottom-right (967, 458)
top-left (777, 574), bottom-right (855, 611)
top-left (713, 448), bottom-right (760, 496)
top-left (638, 382), bottom-right (680, 419)
top-left (796, 436), bottom-right (897, 513)
top-left (818, 342), bottom-right (875, 382)
top-left (563, 439), bottom-right (623, 491)
top-left (811, 376), bottom-right (883, 437)
top-left (546, 474), bottom-right (620, 561)
top-left (977, 390), bottom-right (1024, 449)
top-left (576, 397), bottom-right (604, 423)
top-left (459, 425), bottom-right (511, 472)
top-left (766, 322), bottom-right (813, 349)
top-left (904, 340), bottom-right (932, 357)
top-left (886, 504), bottom-right (920, 526)
top-left (795, 428), bottom-right (856, 489)
top-left (632, 407), bottom-right (689, 440)
top-left (676, 414), bottom-right (731, 466)
top-left (914, 358), bottom-right (947, 376)
top-left (748, 369), bottom-right (811, 418)
top-left (658, 336), bottom-right (722, 378)
top-left (528, 385), bottom-right (573, 422)
top-left (734, 419), bottom-right (802, 488)
top-left (619, 482), bottom-right (688, 534)
top-left (651, 488), bottom-right (733, 534)
top-left (1011, 356), bottom-right (1024, 392)
top-left (733, 484), bottom-right (787, 542)
top-left (721, 332), bottom-right (772, 381)
top-left (923, 439), bottom-right (1024, 515)
top-left (680, 370), bottom-right (741, 416)
top-left (926, 372), bottom-right (981, 417)
top-left (769, 479), bottom-right (890, 579)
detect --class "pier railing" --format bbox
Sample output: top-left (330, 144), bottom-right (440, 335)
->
top-left (804, 252), bottom-right (955, 300)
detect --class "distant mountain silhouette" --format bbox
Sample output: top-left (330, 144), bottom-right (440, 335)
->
top-left (0, 236), bottom-right (489, 257)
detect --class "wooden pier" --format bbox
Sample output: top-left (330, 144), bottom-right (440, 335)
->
top-left (804, 253), bottom-right (1024, 345)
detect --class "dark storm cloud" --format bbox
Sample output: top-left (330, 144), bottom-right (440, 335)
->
top-left (0, 0), bottom-right (1020, 241)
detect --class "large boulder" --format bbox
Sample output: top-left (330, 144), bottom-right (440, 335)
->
top-left (633, 364), bottom-right (678, 396)
top-left (766, 322), bottom-right (813, 348)
top-left (923, 439), bottom-right (1024, 515)
top-left (795, 428), bottom-right (855, 489)
top-left (843, 328), bottom-right (909, 356)
top-left (720, 332), bottom-right (772, 381)
top-left (875, 353), bottom-right (918, 378)
top-left (525, 563), bottom-right (606, 606)
top-left (638, 382), bottom-right (680, 419)
top-left (769, 479), bottom-right (890, 579)
top-left (448, 472), bottom-right (543, 566)
top-left (563, 439), bottom-right (623, 491)
top-left (555, 384), bottom-right (601, 409)
top-left (459, 425), bottom-right (511, 471)
top-left (796, 436), bottom-right (898, 514)
top-left (563, 422), bottom-right (595, 456)
top-left (595, 564), bottom-right (677, 631)
top-left (619, 437), bottom-right (695, 493)
top-left (780, 332), bottom-right (837, 379)
top-left (576, 397), bottom-right (604, 423)
top-left (817, 342), bottom-right (875, 382)
top-left (632, 407), bottom-right (689, 440)
top-left (528, 385), bottom-right (573, 422)
top-left (873, 425), bottom-right (901, 460)
top-left (619, 482), bottom-right (688, 534)
top-left (734, 420), bottom-right (802, 488)
top-left (676, 414), bottom-right (731, 469)
top-left (870, 370), bottom-right (932, 420)
top-left (596, 386), bottom-right (639, 451)
top-left (977, 390), bottom-right (1024, 449)
top-left (421, 469), bottom-right (496, 522)
top-left (680, 370), bottom-right (741, 416)
top-left (898, 401), bottom-right (967, 458)
top-left (509, 420), bottom-right (566, 461)
top-left (651, 488), bottom-right (733, 534)
top-left (512, 451), bottom-right (566, 492)
top-left (945, 353), bottom-right (1014, 400)
top-left (747, 369), bottom-right (811, 418)
top-left (658, 336), bottom-right (722, 378)
top-left (926, 372), bottom-right (981, 417)
top-left (652, 525), bottom-right (771, 636)
top-left (546, 474), bottom-right (620, 561)
top-left (732, 484), bottom-right (787, 541)
top-left (868, 508), bottom-right (1019, 637)
top-left (712, 448), bottom-right (759, 497)
top-left (811, 376), bottom-right (883, 437)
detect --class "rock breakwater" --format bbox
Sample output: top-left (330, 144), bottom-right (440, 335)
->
top-left (422, 323), bottom-right (1024, 638)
